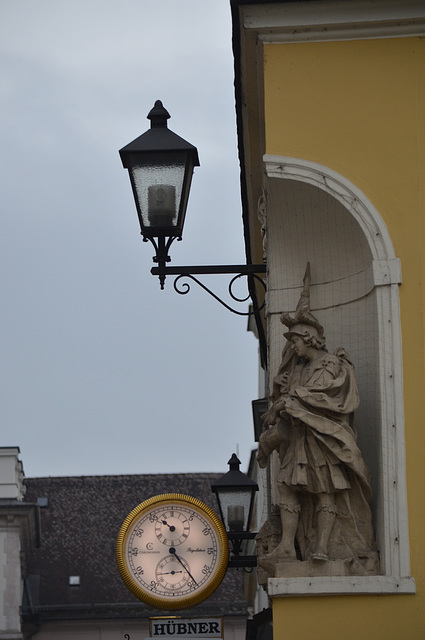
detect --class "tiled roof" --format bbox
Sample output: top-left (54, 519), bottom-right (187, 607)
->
top-left (23, 473), bottom-right (248, 621)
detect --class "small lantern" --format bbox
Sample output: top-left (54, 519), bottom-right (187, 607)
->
top-left (211, 453), bottom-right (258, 534)
top-left (119, 100), bottom-right (200, 242)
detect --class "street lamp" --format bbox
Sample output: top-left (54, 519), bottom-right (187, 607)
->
top-left (211, 454), bottom-right (258, 568)
top-left (119, 100), bottom-right (200, 290)
top-left (120, 100), bottom-right (266, 314)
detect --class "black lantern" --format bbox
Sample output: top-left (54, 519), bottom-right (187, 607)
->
top-left (119, 100), bottom-right (200, 288)
top-left (211, 454), bottom-right (258, 568)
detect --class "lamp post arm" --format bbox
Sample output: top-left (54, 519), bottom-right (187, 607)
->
top-left (150, 265), bottom-right (266, 316)
top-left (151, 264), bottom-right (266, 276)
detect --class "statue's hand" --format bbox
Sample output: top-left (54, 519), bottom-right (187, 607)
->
top-left (261, 406), bottom-right (278, 426)
top-left (280, 372), bottom-right (290, 393)
top-left (257, 423), bottom-right (285, 468)
top-left (257, 446), bottom-right (268, 468)
top-left (262, 398), bottom-right (286, 426)
top-left (274, 398), bottom-right (287, 416)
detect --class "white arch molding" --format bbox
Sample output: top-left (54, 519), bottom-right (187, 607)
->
top-left (263, 154), bottom-right (415, 596)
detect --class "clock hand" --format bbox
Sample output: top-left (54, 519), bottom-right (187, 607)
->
top-left (161, 519), bottom-right (176, 532)
top-left (169, 547), bottom-right (198, 585)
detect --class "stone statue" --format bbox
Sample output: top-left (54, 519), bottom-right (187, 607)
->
top-left (257, 265), bottom-right (379, 581)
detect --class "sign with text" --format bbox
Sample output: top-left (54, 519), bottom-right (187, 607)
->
top-left (149, 617), bottom-right (223, 638)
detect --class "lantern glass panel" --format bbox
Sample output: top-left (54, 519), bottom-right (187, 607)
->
top-left (218, 490), bottom-right (252, 532)
top-left (130, 152), bottom-right (187, 232)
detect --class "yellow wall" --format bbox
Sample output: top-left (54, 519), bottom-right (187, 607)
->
top-left (273, 593), bottom-right (425, 640)
top-left (264, 37), bottom-right (425, 639)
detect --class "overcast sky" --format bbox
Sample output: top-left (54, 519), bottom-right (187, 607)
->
top-left (0, 1), bottom-right (260, 479)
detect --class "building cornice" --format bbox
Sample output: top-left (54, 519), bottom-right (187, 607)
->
top-left (239, 0), bottom-right (425, 43)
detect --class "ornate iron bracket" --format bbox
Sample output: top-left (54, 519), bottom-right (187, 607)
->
top-left (143, 235), bottom-right (266, 315)
top-left (150, 264), bottom-right (266, 316)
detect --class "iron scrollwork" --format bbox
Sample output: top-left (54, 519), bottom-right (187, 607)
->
top-left (172, 271), bottom-right (266, 316)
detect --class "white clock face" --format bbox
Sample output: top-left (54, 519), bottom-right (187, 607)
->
top-left (116, 494), bottom-right (229, 609)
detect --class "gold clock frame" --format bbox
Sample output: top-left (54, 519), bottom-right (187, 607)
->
top-left (116, 493), bottom-right (229, 610)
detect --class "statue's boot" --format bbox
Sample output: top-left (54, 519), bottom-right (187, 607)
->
top-left (266, 503), bottom-right (300, 562)
top-left (311, 503), bottom-right (337, 561)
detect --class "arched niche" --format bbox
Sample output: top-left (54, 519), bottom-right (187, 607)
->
top-left (263, 155), bottom-right (414, 595)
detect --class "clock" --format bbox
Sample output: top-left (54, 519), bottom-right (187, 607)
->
top-left (116, 493), bottom-right (229, 609)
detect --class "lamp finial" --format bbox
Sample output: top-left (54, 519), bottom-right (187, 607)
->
top-left (147, 100), bottom-right (171, 128)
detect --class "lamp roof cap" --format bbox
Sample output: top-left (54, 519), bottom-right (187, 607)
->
top-left (119, 100), bottom-right (200, 167)
top-left (211, 454), bottom-right (259, 492)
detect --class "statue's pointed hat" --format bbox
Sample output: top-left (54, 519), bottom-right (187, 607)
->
top-left (280, 263), bottom-right (325, 342)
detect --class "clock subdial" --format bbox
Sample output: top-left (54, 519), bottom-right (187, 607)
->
top-left (155, 553), bottom-right (194, 591)
top-left (155, 509), bottom-right (190, 546)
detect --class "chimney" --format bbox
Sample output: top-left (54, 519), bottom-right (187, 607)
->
top-left (0, 447), bottom-right (25, 500)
